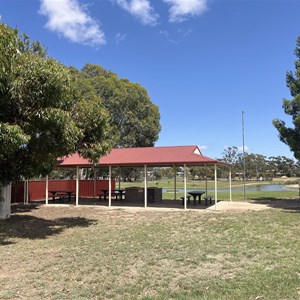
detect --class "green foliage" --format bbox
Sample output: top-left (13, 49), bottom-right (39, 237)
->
top-left (81, 64), bottom-right (161, 148)
top-left (0, 23), bottom-right (112, 182)
top-left (0, 123), bottom-right (29, 156)
top-left (72, 97), bottom-right (114, 163)
top-left (0, 22), bottom-right (161, 185)
top-left (268, 155), bottom-right (298, 177)
top-left (273, 37), bottom-right (300, 159)
top-left (222, 146), bottom-right (300, 179)
top-left (222, 146), bottom-right (243, 178)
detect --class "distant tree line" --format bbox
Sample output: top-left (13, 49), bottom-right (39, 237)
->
top-left (220, 146), bottom-right (300, 180)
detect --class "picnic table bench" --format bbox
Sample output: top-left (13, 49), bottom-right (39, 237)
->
top-left (98, 189), bottom-right (125, 201)
top-left (180, 195), bottom-right (191, 205)
top-left (203, 195), bottom-right (213, 206)
top-left (181, 194), bottom-right (214, 206)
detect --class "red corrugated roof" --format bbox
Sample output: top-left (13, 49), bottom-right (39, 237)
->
top-left (58, 146), bottom-right (228, 167)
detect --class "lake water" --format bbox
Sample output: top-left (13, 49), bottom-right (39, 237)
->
top-left (163, 184), bottom-right (294, 193)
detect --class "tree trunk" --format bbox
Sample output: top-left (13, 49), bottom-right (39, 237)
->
top-left (0, 183), bottom-right (12, 220)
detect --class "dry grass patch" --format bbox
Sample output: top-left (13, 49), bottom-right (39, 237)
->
top-left (0, 203), bottom-right (299, 299)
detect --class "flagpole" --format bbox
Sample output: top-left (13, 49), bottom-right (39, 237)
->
top-left (242, 111), bottom-right (246, 201)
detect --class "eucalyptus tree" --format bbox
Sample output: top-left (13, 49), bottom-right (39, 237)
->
top-left (273, 37), bottom-right (300, 159)
top-left (0, 23), bottom-right (113, 182)
top-left (222, 146), bottom-right (244, 180)
top-left (244, 153), bottom-right (268, 180)
top-left (189, 166), bottom-right (214, 180)
top-left (267, 156), bottom-right (297, 177)
top-left (81, 64), bottom-right (161, 148)
top-left (0, 23), bottom-right (112, 217)
top-left (223, 147), bottom-right (270, 180)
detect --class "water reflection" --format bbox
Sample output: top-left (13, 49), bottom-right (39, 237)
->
top-left (163, 184), bottom-right (293, 193)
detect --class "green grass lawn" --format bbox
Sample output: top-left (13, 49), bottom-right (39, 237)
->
top-left (118, 177), bottom-right (297, 190)
top-left (119, 177), bottom-right (241, 190)
top-left (0, 204), bottom-right (299, 299)
top-left (116, 177), bottom-right (300, 189)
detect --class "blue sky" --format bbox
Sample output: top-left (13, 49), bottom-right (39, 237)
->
top-left (1, 0), bottom-right (300, 160)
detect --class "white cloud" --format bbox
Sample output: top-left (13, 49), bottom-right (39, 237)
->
top-left (159, 28), bottom-right (192, 44)
top-left (158, 30), bottom-right (178, 44)
top-left (177, 28), bottom-right (192, 37)
top-left (115, 32), bottom-right (127, 44)
top-left (39, 0), bottom-right (106, 46)
top-left (115, 0), bottom-right (158, 26)
top-left (163, 0), bottom-right (208, 23)
top-left (159, 30), bottom-right (169, 37)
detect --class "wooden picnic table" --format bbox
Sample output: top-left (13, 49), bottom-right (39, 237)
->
top-left (187, 190), bottom-right (206, 205)
top-left (48, 190), bottom-right (75, 202)
top-left (99, 189), bottom-right (125, 201)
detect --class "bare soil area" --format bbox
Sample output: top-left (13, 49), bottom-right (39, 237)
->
top-left (208, 198), bottom-right (300, 211)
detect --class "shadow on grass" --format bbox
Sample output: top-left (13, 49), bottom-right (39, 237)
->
top-left (0, 211), bottom-right (97, 246)
top-left (250, 197), bottom-right (279, 201)
top-left (250, 198), bottom-right (300, 212)
top-left (11, 203), bottom-right (42, 214)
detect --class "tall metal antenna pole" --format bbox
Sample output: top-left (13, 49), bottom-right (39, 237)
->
top-left (242, 111), bottom-right (246, 201)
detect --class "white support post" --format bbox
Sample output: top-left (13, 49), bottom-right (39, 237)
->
top-left (174, 167), bottom-right (177, 200)
top-left (108, 166), bottom-right (112, 207)
top-left (23, 180), bottom-right (27, 205)
top-left (214, 164), bottom-right (217, 210)
top-left (45, 175), bottom-right (49, 205)
top-left (118, 167), bottom-right (121, 190)
top-left (184, 164), bottom-right (187, 210)
top-left (26, 179), bottom-right (29, 204)
top-left (205, 164), bottom-right (208, 196)
top-left (144, 165), bottom-right (148, 208)
top-left (76, 166), bottom-right (79, 206)
top-left (93, 167), bottom-right (96, 200)
top-left (229, 167), bottom-right (232, 202)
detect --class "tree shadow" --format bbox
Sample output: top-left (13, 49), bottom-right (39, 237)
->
top-left (250, 198), bottom-right (300, 213)
top-left (0, 213), bottom-right (97, 246)
top-left (11, 203), bottom-right (42, 214)
top-left (251, 197), bottom-right (279, 201)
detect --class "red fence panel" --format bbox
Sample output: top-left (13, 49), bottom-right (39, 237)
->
top-left (28, 180), bottom-right (46, 201)
top-left (79, 180), bottom-right (95, 197)
top-left (12, 179), bottom-right (116, 202)
top-left (79, 180), bottom-right (115, 197)
top-left (29, 180), bottom-right (77, 201)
